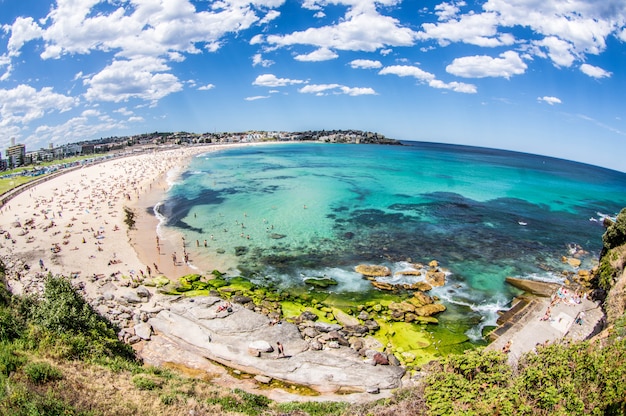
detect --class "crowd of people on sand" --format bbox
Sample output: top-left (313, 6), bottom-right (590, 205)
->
top-left (0, 147), bottom-right (221, 297)
top-left (539, 286), bottom-right (586, 323)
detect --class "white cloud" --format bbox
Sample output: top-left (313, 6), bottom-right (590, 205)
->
top-left (266, 11), bottom-right (416, 52)
top-left (0, 84), bottom-right (77, 127)
top-left (299, 84), bottom-right (341, 95)
top-left (298, 83), bottom-right (376, 96)
top-left (580, 63), bottom-right (612, 79)
top-left (435, 1), bottom-right (466, 21)
top-left (446, 51), bottom-right (527, 78)
top-left (535, 36), bottom-right (576, 67)
top-left (29, 114), bottom-right (128, 149)
top-left (198, 84), bottom-right (216, 90)
top-left (5, 16), bottom-right (43, 57)
top-left (379, 64), bottom-right (476, 93)
top-left (259, 10), bottom-right (281, 25)
top-left (419, 11), bottom-right (515, 47)
top-left (340, 86), bottom-right (377, 96)
top-left (294, 47), bottom-right (338, 62)
top-left (252, 53), bottom-right (274, 67)
top-left (350, 59), bottom-right (383, 69)
top-left (83, 58), bottom-right (183, 102)
top-left (245, 95), bottom-right (270, 101)
top-left (81, 109), bottom-right (100, 117)
top-left (252, 74), bottom-right (305, 87)
top-left (379, 65), bottom-right (435, 81)
top-left (537, 96), bottom-right (562, 105)
top-left (114, 107), bottom-right (134, 116)
top-left (428, 79), bottom-right (477, 93)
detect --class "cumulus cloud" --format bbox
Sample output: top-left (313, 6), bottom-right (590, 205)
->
top-left (350, 59), bottom-right (383, 69)
top-left (294, 47), bottom-right (338, 62)
top-left (198, 84), bottom-right (216, 90)
top-left (5, 16), bottom-right (43, 57)
top-left (83, 58), bottom-right (183, 102)
top-left (379, 65), bottom-right (435, 81)
top-left (537, 96), bottom-right (562, 105)
top-left (419, 11), bottom-right (516, 47)
top-left (266, 11), bottom-right (416, 52)
top-left (252, 53), bottom-right (274, 67)
top-left (428, 79), bottom-right (477, 93)
top-left (0, 84), bottom-right (77, 127)
top-left (580, 63), bottom-right (612, 79)
top-left (446, 51), bottom-right (527, 78)
top-left (253, 74), bottom-right (305, 87)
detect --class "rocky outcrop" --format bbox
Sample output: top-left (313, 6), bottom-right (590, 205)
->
top-left (505, 277), bottom-right (560, 297)
top-left (355, 264), bottom-right (391, 277)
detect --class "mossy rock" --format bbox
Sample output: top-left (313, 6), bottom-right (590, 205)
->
top-left (182, 274), bottom-right (202, 283)
top-left (303, 276), bottom-right (338, 288)
top-left (183, 289), bottom-right (211, 297)
top-left (206, 278), bottom-right (228, 288)
top-left (375, 322), bottom-right (431, 351)
top-left (227, 276), bottom-right (255, 291)
top-left (152, 276), bottom-right (171, 287)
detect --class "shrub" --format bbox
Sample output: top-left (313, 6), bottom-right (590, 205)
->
top-left (131, 374), bottom-right (160, 391)
top-left (603, 208), bottom-right (626, 251)
top-left (0, 343), bottom-right (26, 376)
top-left (0, 307), bottom-right (22, 342)
top-left (23, 361), bottom-right (63, 384)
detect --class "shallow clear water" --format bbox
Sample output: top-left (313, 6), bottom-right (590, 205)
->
top-left (157, 142), bottom-right (626, 342)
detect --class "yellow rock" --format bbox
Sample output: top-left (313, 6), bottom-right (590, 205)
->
top-left (567, 257), bottom-right (581, 268)
top-left (355, 264), bottom-right (392, 277)
top-left (428, 260), bottom-right (439, 268)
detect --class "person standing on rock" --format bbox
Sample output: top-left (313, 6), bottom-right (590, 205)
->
top-left (276, 342), bottom-right (286, 358)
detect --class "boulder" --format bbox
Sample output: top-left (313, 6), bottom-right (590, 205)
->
top-left (370, 281), bottom-right (395, 291)
top-left (297, 311), bottom-right (319, 322)
top-left (134, 322), bottom-right (152, 340)
top-left (415, 303), bottom-right (446, 317)
top-left (254, 375), bottom-right (272, 384)
top-left (248, 340), bottom-right (274, 353)
top-left (405, 282), bottom-right (432, 291)
top-left (363, 319), bottom-right (380, 331)
top-left (373, 352), bottom-right (389, 366)
top-left (333, 309), bottom-right (360, 327)
top-left (301, 327), bottom-right (319, 339)
top-left (136, 285), bottom-right (150, 298)
top-left (388, 302), bottom-right (416, 314)
top-left (567, 257), bottom-right (582, 268)
top-left (428, 260), bottom-right (439, 268)
top-left (232, 295), bottom-right (253, 305)
top-left (409, 291), bottom-right (433, 307)
top-left (303, 276), bottom-right (338, 288)
top-left (426, 270), bottom-right (446, 287)
top-left (314, 322), bottom-right (342, 333)
top-left (355, 264), bottom-right (391, 277)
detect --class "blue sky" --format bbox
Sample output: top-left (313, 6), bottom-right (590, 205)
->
top-left (1, 0), bottom-right (625, 171)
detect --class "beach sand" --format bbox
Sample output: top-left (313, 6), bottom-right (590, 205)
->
top-left (0, 144), bottom-right (255, 296)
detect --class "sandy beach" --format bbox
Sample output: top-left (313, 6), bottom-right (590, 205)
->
top-left (0, 143), bottom-right (255, 297)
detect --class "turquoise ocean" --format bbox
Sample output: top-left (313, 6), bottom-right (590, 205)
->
top-left (155, 142), bottom-right (626, 344)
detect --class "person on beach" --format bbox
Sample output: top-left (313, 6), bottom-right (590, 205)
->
top-left (540, 306), bottom-right (551, 321)
top-left (502, 340), bottom-right (512, 354)
top-left (172, 252), bottom-right (177, 265)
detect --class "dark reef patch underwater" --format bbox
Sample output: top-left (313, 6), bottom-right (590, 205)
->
top-left (157, 141), bottom-right (626, 358)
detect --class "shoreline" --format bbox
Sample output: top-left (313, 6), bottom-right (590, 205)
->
top-left (0, 141), bottom-right (608, 402)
